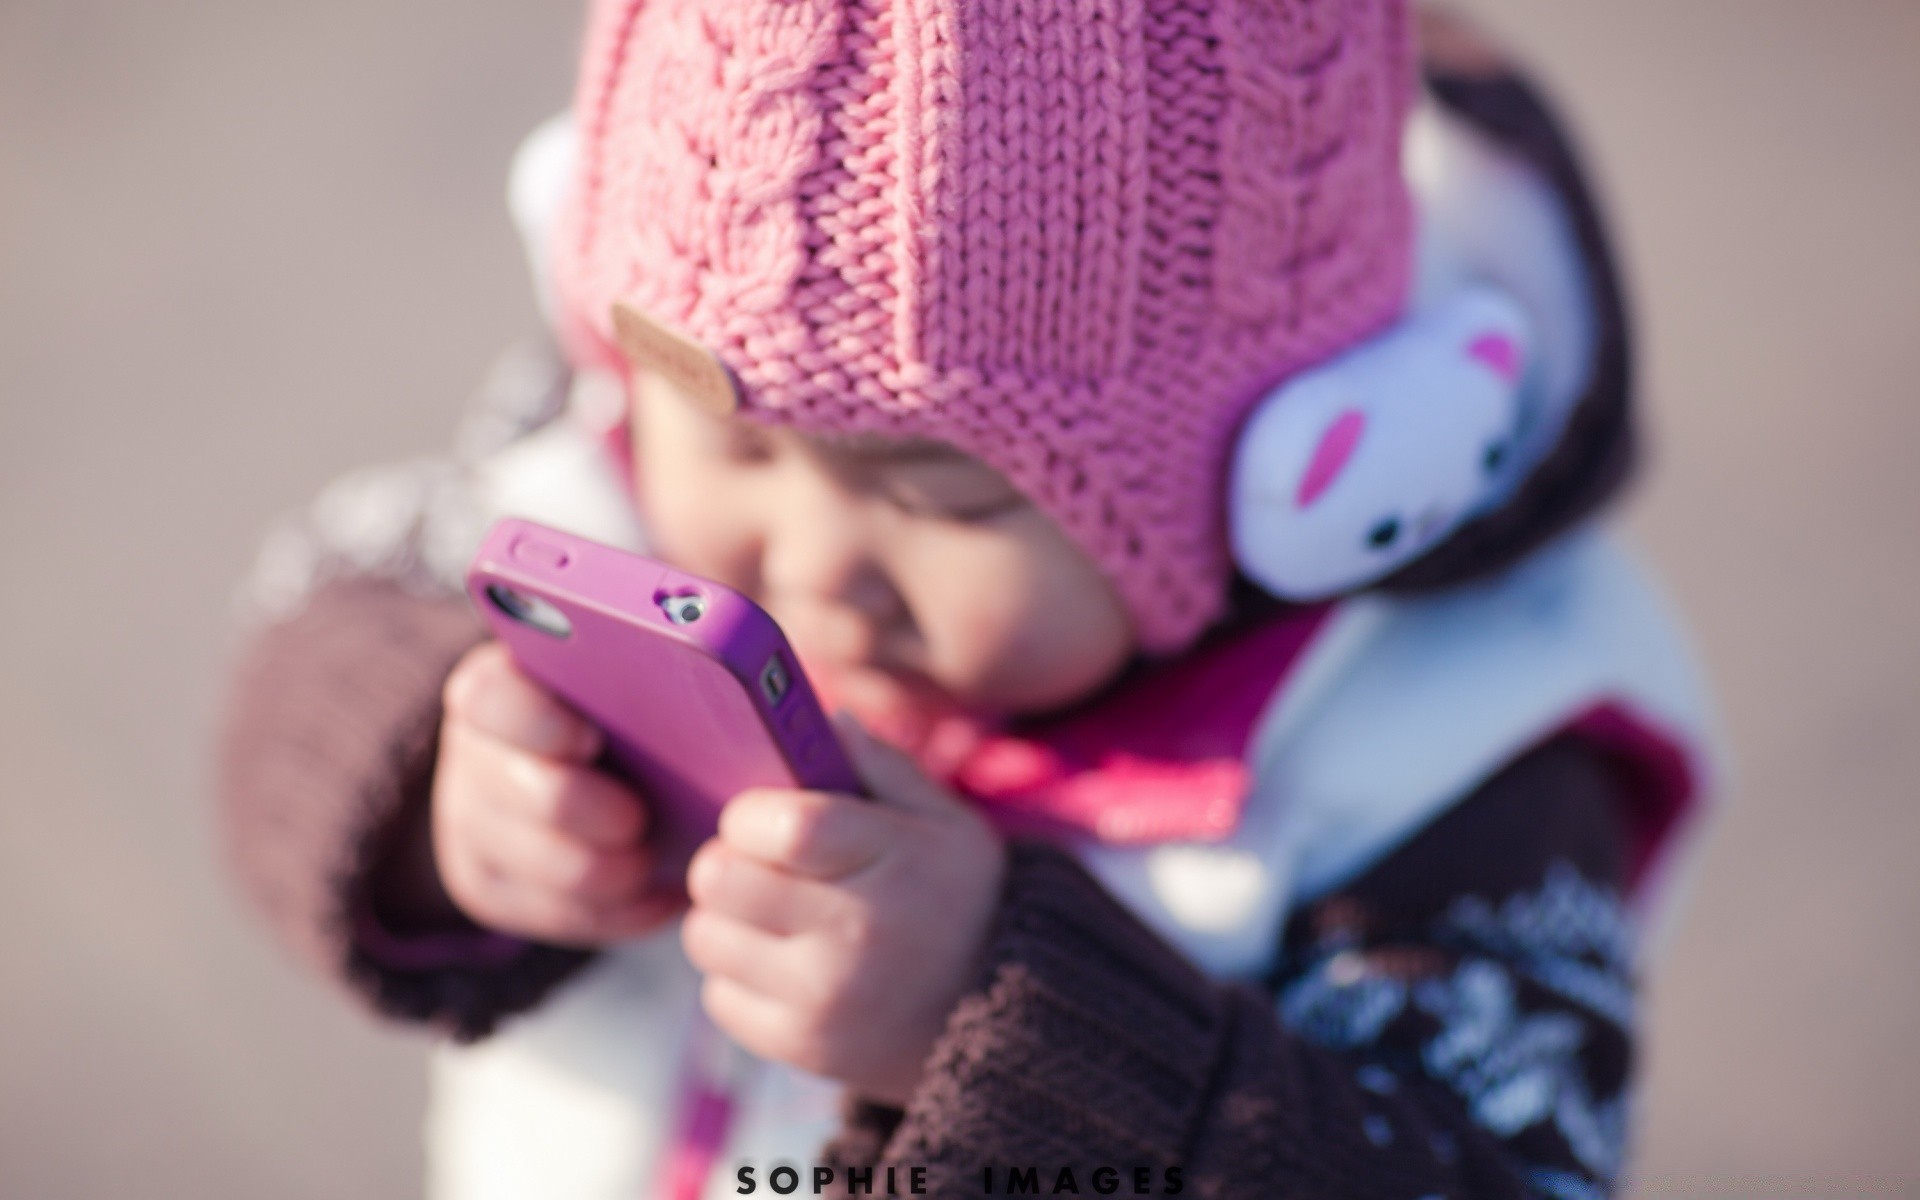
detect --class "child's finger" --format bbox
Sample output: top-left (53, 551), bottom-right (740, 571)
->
top-left (718, 787), bottom-right (885, 879)
top-left (682, 908), bottom-right (802, 999)
top-left (444, 641), bottom-right (604, 762)
top-left (440, 723), bottom-right (643, 847)
top-left (686, 841), bottom-right (843, 936)
top-left (471, 869), bottom-right (670, 947)
top-left (477, 802), bottom-right (653, 903)
top-left (700, 975), bottom-right (807, 1067)
top-left (497, 748), bottom-right (648, 847)
top-left (588, 890), bottom-right (687, 940)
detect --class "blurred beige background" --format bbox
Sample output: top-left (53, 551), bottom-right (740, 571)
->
top-left (3, 2), bottom-right (1917, 1196)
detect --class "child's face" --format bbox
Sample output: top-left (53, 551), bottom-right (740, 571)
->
top-left (630, 371), bottom-right (1136, 738)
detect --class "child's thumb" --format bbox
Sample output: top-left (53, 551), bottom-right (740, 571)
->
top-left (833, 712), bottom-right (963, 816)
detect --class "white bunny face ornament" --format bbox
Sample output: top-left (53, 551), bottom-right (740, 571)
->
top-left (1228, 286), bottom-right (1533, 601)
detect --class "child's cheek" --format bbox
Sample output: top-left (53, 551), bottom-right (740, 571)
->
top-left (633, 463), bottom-right (757, 595)
top-left (911, 515), bottom-right (1133, 716)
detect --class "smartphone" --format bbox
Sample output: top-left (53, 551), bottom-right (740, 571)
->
top-left (465, 518), bottom-right (860, 884)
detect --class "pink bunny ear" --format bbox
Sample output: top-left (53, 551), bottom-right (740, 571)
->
top-left (1467, 332), bottom-right (1523, 383)
top-left (1296, 409), bottom-right (1366, 508)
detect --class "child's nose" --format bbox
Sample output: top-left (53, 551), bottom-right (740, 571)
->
top-left (759, 468), bottom-right (906, 633)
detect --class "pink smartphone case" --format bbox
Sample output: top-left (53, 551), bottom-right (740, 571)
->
top-left (466, 519), bottom-right (860, 884)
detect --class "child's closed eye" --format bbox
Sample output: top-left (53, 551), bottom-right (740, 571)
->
top-left (877, 459), bottom-right (1028, 523)
top-left (814, 433), bottom-right (1028, 523)
top-left (723, 423), bottom-right (778, 466)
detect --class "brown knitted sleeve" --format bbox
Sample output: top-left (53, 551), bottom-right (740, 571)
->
top-left (215, 576), bottom-right (595, 1040)
top-left (824, 736), bottom-right (1637, 1198)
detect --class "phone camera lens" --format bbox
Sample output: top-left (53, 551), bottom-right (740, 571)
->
top-left (484, 584), bottom-right (572, 638)
top-left (661, 592), bottom-right (708, 625)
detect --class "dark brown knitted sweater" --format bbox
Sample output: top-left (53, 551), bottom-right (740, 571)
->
top-left (827, 740), bottom-right (1633, 1198)
top-left (217, 13), bottom-right (1650, 1196)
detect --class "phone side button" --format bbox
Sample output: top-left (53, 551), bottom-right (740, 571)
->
top-left (794, 735), bottom-right (825, 768)
top-left (511, 536), bottom-right (572, 570)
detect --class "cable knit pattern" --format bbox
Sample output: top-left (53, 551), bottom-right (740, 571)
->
top-left (557, 0), bottom-right (1415, 651)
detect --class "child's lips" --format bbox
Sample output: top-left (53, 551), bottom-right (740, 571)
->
top-left (809, 661), bottom-right (993, 782)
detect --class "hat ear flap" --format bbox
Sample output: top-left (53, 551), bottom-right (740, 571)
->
top-left (1228, 282), bottom-right (1536, 602)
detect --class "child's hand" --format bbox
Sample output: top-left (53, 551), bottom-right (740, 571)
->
top-left (432, 641), bottom-right (679, 946)
top-left (682, 716), bottom-right (1007, 1106)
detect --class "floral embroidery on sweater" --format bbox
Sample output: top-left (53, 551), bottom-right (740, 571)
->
top-left (1277, 861), bottom-right (1635, 1195)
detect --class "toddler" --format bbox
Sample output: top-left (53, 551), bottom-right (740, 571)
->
top-left (220, 4), bottom-right (1721, 1197)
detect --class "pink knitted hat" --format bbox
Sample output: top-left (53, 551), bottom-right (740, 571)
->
top-left (557, 0), bottom-right (1415, 653)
